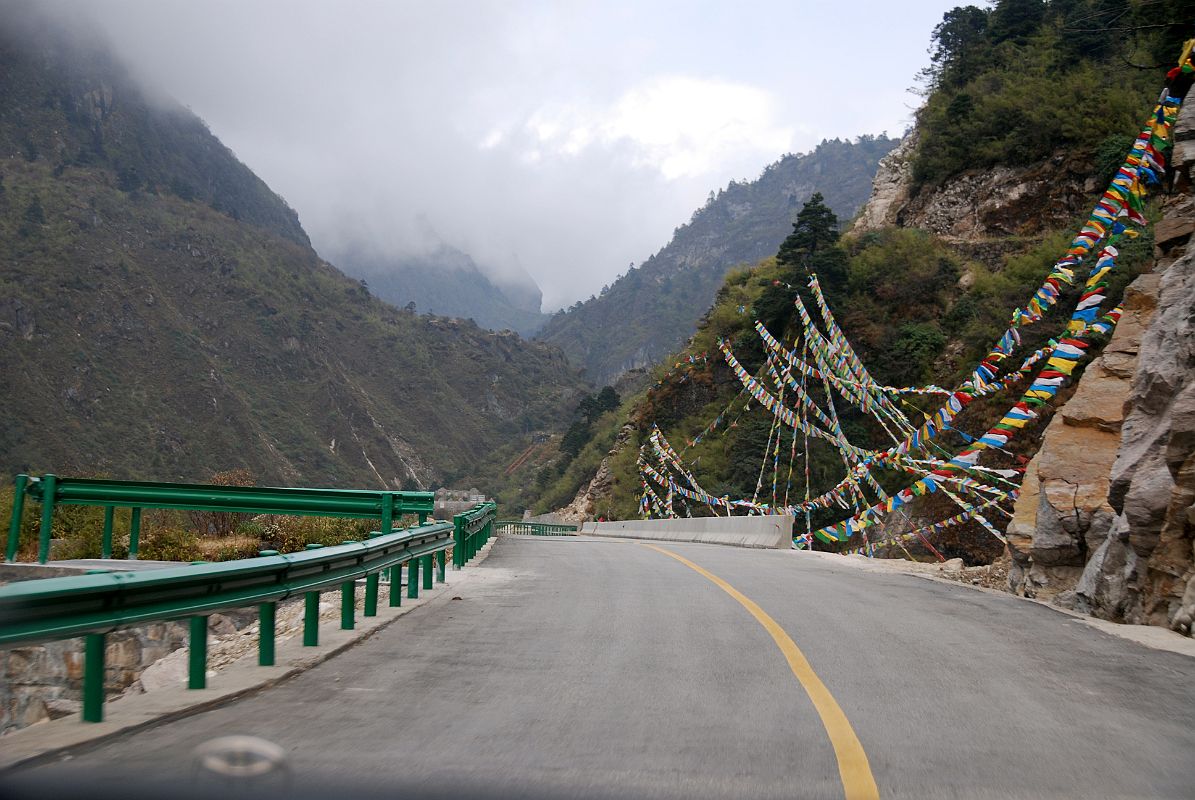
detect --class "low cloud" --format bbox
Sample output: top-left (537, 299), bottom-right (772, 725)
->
top-left (34, 0), bottom-right (948, 309)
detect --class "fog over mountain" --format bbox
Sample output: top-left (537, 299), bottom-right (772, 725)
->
top-left (30, 0), bottom-right (953, 310)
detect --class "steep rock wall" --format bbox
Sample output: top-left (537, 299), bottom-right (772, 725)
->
top-left (1008, 100), bottom-right (1195, 634)
top-left (1007, 272), bottom-right (1159, 604)
top-left (1100, 197), bottom-right (1195, 633)
top-left (851, 133), bottom-right (918, 232)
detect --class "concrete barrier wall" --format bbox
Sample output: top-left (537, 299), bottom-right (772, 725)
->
top-left (579, 515), bottom-right (793, 549)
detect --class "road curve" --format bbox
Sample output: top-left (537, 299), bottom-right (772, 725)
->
top-left (12, 535), bottom-right (1195, 799)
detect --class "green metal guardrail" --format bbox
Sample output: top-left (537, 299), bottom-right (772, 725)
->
top-left (453, 501), bottom-right (497, 568)
top-left (0, 520), bottom-right (459, 724)
top-left (5, 474), bottom-right (435, 564)
top-left (495, 520), bottom-right (577, 536)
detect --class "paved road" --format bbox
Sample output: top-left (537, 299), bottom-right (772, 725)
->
top-left (13, 536), bottom-right (1195, 798)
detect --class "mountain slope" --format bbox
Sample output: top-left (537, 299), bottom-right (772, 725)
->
top-left (0, 5), bottom-right (584, 489)
top-left (536, 135), bottom-right (897, 385)
top-left (0, 7), bottom-right (308, 248)
top-left (542, 0), bottom-right (1185, 553)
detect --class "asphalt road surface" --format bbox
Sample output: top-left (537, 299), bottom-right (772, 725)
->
top-left (12, 536), bottom-right (1195, 799)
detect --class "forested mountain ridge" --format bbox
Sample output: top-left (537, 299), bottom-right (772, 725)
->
top-left (0, 5), bottom-right (586, 489)
top-left (536, 136), bottom-right (898, 385)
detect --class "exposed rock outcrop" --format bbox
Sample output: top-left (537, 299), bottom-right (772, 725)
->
top-left (1100, 210), bottom-right (1195, 632)
top-left (556, 425), bottom-right (635, 523)
top-left (1008, 99), bottom-right (1195, 633)
top-left (1007, 273), bottom-right (1159, 604)
top-left (853, 135), bottom-right (1097, 242)
top-left (851, 132), bottom-right (917, 233)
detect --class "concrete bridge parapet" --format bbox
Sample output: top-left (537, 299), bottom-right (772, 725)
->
top-left (579, 515), bottom-right (793, 549)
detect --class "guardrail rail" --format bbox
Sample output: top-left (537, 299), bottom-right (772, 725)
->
top-left (0, 473), bottom-right (500, 725)
top-left (453, 502), bottom-right (497, 567)
top-left (6, 474), bottom-right (435, 564)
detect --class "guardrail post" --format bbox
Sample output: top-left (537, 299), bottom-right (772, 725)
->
top-left (129, 507), bottom-right (142, 560)
top-left (378, 495), bottom-right (394, 595)
top-left (381, 493), bottom-right (395, 535)
top-left (389, 562), bottom-right (402, 607)
top-left (436, 550), bottom-right (446, 582)
top-left (37, 473), bottom-right (57, 564)
top-left (364, 573), bottom-right (379, 616)
top-left (422, 554), bottom-right (433, 590)
top-left (340, 540), bottom-right (360, 630)
top-left (6, 473), bottom-right (28, 562)
top-left (82, 632), bottom-right (105, 722)
top-left (257, 550), bottom-right (278, 666)
top-left (360, 533), bottom-right (380, 617)
top-left (341, 580), bottom-right (356, 629)
top-left (407, 559), bottom-right (419, 599)
top-left (418, 512), bottom-right (428, 525)
top-left (453, 515), bottom-right (464, 569)
top-left (259, 602), bottom-right (277, 665)
top-left (189, 616), bottom-right (208, 689)
top-left (304, 543), bottom-right (323, 645)
top-left (101, 507), bottom-right (114, 559)
top-left (304, 592), bottom-right (320, 645)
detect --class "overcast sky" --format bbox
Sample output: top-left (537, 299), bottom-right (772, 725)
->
top-left (66, 1), bottom-right (959, 310)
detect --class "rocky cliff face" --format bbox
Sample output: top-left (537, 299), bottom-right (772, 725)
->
top-left (1007, 99), bottom-right (1195, 635)
top-left (853, 136), bottom-right (1099, 242)
top-left (1006, 272), bottom-right (1158, 604)
top-left (850, 133), bottom-right (917, 234)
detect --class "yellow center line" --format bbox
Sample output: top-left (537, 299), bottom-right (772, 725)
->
top-left (640, 543), bottom-right (879, 800)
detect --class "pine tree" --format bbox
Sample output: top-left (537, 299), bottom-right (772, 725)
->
top-left (921, 5), bottom-right (989, 89)
top-left (776, 193), bottom-right (839, 267)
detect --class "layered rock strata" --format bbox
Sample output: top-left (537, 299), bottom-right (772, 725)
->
top-left (1008, 100), bottom-right (1195, 633)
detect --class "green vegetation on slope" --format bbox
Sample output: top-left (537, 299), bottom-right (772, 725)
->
top-left (0, 7), bottom-right (308, 246)
top-left (0, 156), bottom-right (584, 488)
top-left (546, 193), bottom-right (1156, 558)
top-left (530, 0), bottom-right (1186, 550)
top-left (912, 0), bottom-right (1194, 186)
top-left (537, 136), bottom-right (898, 386)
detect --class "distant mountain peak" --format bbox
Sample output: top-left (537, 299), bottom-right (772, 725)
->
top-left (330, 244), bottom-right (550, 337)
